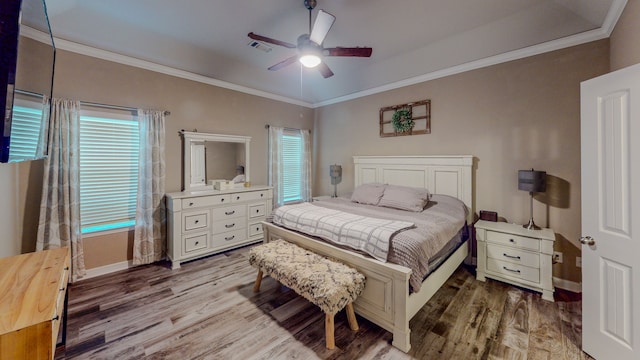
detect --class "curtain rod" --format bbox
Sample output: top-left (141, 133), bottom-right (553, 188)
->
top-left (264, 124), bottom-right (310, 133)
top-left (15, 90), bottom-right (171, 116)
top-left (81, 101), bottom-right (171, 116)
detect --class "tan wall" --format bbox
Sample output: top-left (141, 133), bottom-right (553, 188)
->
top-left (314, 40), bottom-right (609, 283)
top-left (10, 49), bottom-right (314, 269)
top-left (610, 0), bottom-right (640, 71)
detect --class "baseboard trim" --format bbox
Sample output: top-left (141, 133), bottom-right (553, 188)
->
top-left (81, 260), bottom-right (134, 281)
top-left (553, 276), bottom-right (582, 293)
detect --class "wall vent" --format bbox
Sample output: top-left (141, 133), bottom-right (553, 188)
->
top-left (248, 41), bottom-right (272, 53)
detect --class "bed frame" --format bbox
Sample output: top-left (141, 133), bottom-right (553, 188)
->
top-left (262, 155), bottom-right (474, 352)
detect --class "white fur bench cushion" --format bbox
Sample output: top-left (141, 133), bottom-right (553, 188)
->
top-left (248, 239), bottom-right (366, 315)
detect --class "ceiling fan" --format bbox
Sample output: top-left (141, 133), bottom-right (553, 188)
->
top-left (248, 0), bottom-right (372, 78)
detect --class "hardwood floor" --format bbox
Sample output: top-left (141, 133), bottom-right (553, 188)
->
top-left (55, 245), bottom-right (592, 359)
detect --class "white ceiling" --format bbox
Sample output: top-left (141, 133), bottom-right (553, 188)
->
top-left (43, 0), bottom-right (624, 107)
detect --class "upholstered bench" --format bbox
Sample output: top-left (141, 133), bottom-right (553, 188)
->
top-left (248, 239), bottom-right (366, 349)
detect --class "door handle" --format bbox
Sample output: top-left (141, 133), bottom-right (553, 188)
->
top-left (580, 236), bottom-right (595, 246)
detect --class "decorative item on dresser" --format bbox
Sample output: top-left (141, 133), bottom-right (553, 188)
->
top-left (166, 186), bottom-right (273, 269)
top-left (475, 220), bottom-right (555, 301)
top-left (0, 247), bottom-right (70, 360)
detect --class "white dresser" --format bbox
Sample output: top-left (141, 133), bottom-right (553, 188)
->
top-left (166, 186), bottom-right (272, 269)
top-left (475, 220), bottom-right (555, 301)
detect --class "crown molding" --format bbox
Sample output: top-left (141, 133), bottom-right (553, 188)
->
top-left (21, 0), bottom-right (627, 109)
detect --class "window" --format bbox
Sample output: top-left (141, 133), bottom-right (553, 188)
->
top-left (79, 110), bottom-right (139, 234)
top-left (8, 99), bottom-right (46, 162)
top-left (282, 130), bottom-right (303, 203)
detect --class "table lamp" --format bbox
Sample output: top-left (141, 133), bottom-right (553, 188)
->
top-left (330, 164), bottom-right (342, 198)
top-left (518, 169), bottom-right (546, 230)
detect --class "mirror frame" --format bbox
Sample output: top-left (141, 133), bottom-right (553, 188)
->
top-left (181, 131), bottom-right (251, 192)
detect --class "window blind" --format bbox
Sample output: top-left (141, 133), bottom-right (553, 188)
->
top-left (79, 114), bottom-right (139, 233)
top-left (282, 131), bottom-right (302, 203)
top-left (8, 105), bottom-right (43, 162)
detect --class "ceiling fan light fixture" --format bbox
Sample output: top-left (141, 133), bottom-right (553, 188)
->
top-left (299, 53), bottom-right (322, 68)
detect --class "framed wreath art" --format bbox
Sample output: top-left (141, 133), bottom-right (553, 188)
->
top-left (379, 99), bottom-right (431, 137)
top-left (391, 108), bottom-right (414, 133)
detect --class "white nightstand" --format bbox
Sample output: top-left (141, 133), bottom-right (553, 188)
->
top-left (312, 195), bottom-right (332, 202)
top-left (474, 220), bottom-right (556, 301)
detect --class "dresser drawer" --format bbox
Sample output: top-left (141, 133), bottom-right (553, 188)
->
top-left (211, 204), bottom-right (246, 219)
top-left (248, 203), bottom-right (266, 219)
top-left (183, 211), bottom-right (209, 231)
top-left (182, 194), bottom-right (231, 209)
top-left (486, 243), bottom-right (539, 268)
top-left (183, 233), bottom-right (209, 254)
top-left (231, 189), bottom-right (272, 203)
top-left (248, 222), bottom-right (264, 237)
top-left (487, 258), bottom-right (540, 283)
top-left (212, 218), bottom-right (246, 234)
top-left (485, 230), bottom-right (539, 251)
top-left (211, 228), bottom-right (247, 248)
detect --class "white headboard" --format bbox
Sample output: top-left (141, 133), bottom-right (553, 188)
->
top-left (353, 155), bottom-right (474, 221)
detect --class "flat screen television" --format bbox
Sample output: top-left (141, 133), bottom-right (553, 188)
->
top-left (0, 0), bottom-right (55, 163)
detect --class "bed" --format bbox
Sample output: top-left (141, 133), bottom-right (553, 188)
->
top-left (261, 155), bottom-right (474, 352)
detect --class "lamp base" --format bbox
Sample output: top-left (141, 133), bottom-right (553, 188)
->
top-left (523, 218), bottom-right (541, 230)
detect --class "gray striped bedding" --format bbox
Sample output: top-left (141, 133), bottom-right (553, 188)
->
top-left (271, 194), bottom-right (468, 292)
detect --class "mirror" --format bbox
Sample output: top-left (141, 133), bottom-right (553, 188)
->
top-left (0, 0), bottom-right (55, 163)
top-left (181, 131), bottom-right (251, 192)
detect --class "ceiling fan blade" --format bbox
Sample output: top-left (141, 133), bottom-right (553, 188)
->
top-left (317, 62), bottom-right (334, 78)
top-left (309, 10), bottom-right (335, 45)
top-left (248, 32), bottom-right (296, 49)
top-left (324, 47), bottom-right (373, 57)
top-left (268, 55), bottom-right (299, 71)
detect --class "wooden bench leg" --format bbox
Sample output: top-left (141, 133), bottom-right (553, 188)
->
top-left (345, 303), bottom-right (359, 331)
top-left (253, 270), bottom-right (263, 293)
top-left (325, 313), bottom-right (335, 349)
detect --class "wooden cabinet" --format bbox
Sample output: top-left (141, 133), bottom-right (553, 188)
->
top-left (167, 186), bottom-right (272, 269)
top-left (475, 220), bottom-right (555, 301)
top-left (0, 247), bottom-right (70, 359)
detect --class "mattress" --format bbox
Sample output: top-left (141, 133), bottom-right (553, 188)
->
top-left (271, 194), bottom-right (468, 292)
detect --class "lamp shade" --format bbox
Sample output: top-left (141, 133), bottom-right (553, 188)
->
top-left (330, 164), bottom-right (342, 178)
top-left (518, 169), bottom-right (546, 192)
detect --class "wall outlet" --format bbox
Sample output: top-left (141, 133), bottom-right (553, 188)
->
top-left (576, 256), bottom-right (582, 268)
top-left (553, 251), bottom-right (563, 264)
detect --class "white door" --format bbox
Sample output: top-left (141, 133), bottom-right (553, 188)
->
top-left (580, 63), bottom-right (640, 359)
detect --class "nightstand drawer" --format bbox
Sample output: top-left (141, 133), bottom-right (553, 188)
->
top-left (485, 230), bottom-right (539, 251)
top-left (487, 258), bottom-right (540, 283)
top-left (486, 244), bottom-right (539, 268)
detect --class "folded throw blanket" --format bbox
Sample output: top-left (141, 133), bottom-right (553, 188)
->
top-left (272, 202), bottom-right (414, 262)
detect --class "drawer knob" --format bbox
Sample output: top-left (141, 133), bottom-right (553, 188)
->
top-left (509, 238), bottom-right (515, 243)
top-left (189, 202), bottom-right (194, 206)
top-left (225, 210), bottom-right (235, 215)
top-left (261, 194), bottom-right (264, 197)
top-left (52, 315), bottom-right (60, 321)
top-left (237, 196), bottom-right (241, 200)
top-left (225, 235), bottom-right (235, 241)
top-left (221, 198), bottom-right (225, 202)
top-left (256, 209), bottom-right (259, 213)
top-left (195, 220), bottom-right (199, 224)
top-left (225, 223), bottom-right (235, 228)
top-left (579, 236), bottom-right (595, 246)
top-left (503, 266), bottom-right (521, 274)
top-left (195, 241), bottom-right (199, 245)
top-left (503, 253), bottom-right (521, 260)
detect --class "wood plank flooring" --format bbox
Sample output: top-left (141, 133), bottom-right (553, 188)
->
top-left (55, 245), bottom-right (593, 359)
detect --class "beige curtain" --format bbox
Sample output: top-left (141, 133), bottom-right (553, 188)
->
top-left (268, 126), bottom-right (285, 207)
top-left (133, 109), bottom-right (166, 265)
top-left (300, 129), bottom-right (312, 202)
top-left (36, 98), bottom-right (85, 281)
